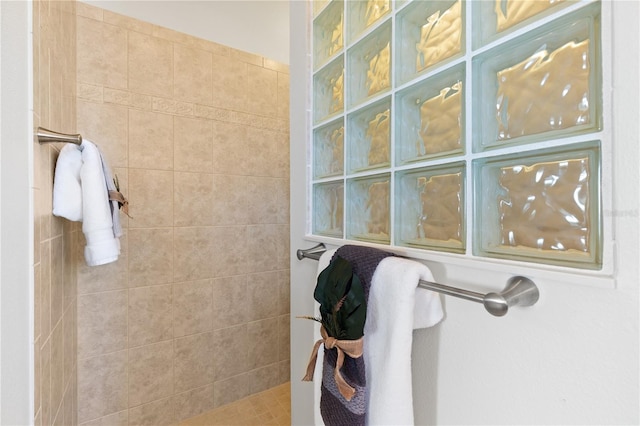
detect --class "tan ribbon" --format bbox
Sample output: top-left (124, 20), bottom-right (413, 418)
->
top-left (108, 190), bottom-right (132, 218)
top-left (302, 326), bottom-right (364, 401)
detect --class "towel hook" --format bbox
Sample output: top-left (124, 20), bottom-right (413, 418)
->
top-left (37, 127), bottom-right (82, 145)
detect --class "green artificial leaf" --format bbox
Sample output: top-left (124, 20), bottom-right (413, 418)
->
top-left (313, 256), bottom-right (366, 340)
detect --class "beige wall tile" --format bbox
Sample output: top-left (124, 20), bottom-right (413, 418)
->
top-left (212, 275), bottom-right (247, 329)
top-left (212, 175), bottom-right (248, 226)
top-left (213, 374), bottom-right (249, 409)
top-left (77, 291), bottom-right (128, 359)
top-left (173, 280), bottom-right (213, 338)
top-left (128, 285), bottom-right (173, 347)
top-left (247, 177), bottom-right (280, 224)
top-left (174, 44), bottom-right (213, 105)
top-left (128, 341), bottom-right (174, 406)
top-left (230, 49), bottom-right (263, 67)
top-left (174, 116), bottom-right (212, 173)
top-left (128, 228), bottom-right (173, 288)
top-left (278, 315), bottom-right (290, 362)
top-left (174, 333), bottom-right (215, 393)
top-left (276, 178), bottom-right (290, 224)
top-left (51, 236), bottom-right (64, 328)
top-left (40, 240), bottom-right (52, 339)
top-left (211, 121), bottom-right (248, 176)
top-left (247, 318), bottom-right (279, 370)
top-left (248, 363), bottom-right (281, 395)
top-left (34, 339), bottom-right (41, 416)
top-left (80, 410), bottom-right (128, 426)
top-left (277, 72), bottom-right (290, 120)
top-left (41, 338), bottom-right (52, 426)
top-left (264, 59), bottom-right (289, 74)
top-left (173, 227), bottom-right (214, 282)
top-left (77, 350), bottom-right (128, 423)
top-left (128, 397), bottom-right (175, 426)
top-left (276, 224), bottom-right (290, 271)
top-left (63, 306), bottom-right (76, 389)
top-left (128, 109), bottom-right (174, 171)
top-left (278, 360), bottom-right (290, 383)
top-left (76, 2), bottom-right (104, 21)
top-left (77, 100), bottom-right (128, 168)
top-left (245, 126), bottom-right (275, 178)
top-left (211, 55), bottom-right (248, 112)
top-left (35, 265), bottom-right (42, 342)
top-left (174, 172), bottom-right (214, 227)
top-left (277, 269), bottom-right (290, 316)
top-left (246, 65), bottom-right (277, 117)
top-left (127, 169), bottom-right (174, 228)
top-left (212, 325), bottom-right (247, 381)
top-left (247, 271), bottom-right (280, 322)
top-left (51, 322), bottom-right (65, 420)
top-left (246, 225), bottom-right (279, 274)
top-left (76, 17), bottom-right (127, 89)
top-left (104, 9), bottom-right (155, 35)
top-left (211, 226), bottom-right (248, 278)
top-left (172, 384), bottom-right (214, 422)
top-left (128, 32), bottom-right (173, 97)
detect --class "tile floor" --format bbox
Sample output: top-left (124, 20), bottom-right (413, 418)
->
top-left (180, 383), bottom-right (291, 426)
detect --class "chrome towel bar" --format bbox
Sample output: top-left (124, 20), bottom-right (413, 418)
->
top-left (37, 127), bottom-right (82, 145)
top-left (297, 243), bottom-right (539, 317)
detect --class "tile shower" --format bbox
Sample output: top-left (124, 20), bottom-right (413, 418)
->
top-left (33, 1), bottom-right (291, 425)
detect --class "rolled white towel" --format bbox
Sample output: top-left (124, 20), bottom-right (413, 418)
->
top-left (52, 144), bottom-right (83, 221)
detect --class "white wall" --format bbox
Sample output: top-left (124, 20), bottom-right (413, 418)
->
top-left (289, 1), bottom-right (639, 425)
top-left (0, 1), bottom-right (34, 424)
top-left (85, 0), bottom-right (290, 64)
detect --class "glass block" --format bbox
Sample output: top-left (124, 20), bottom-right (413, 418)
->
top-left (396, 0), bottom-right (463, 85)
top-left (474, 141), bottom-right (601, 268)
top-left (313, 181), bottom-right (344, 238)
top-left (347, 174), bottom-right (390, 243)
top-left (395, 64), bottom-right (464, 165)
top-left (347, 0), bottom-right (391, 43)
top-left (347, 21), bottom-right (391, 108)
top-left (473, 0), bottom-right (572, 48)
top-left (314, 118), bottom-right (344, 179)
top-left (347, 96), bottom-right (391, 173)
top-left (396, 164), bottom-right (465, 253)
top-left (314, 55), bottom-right (344, 124)
top-left (473, 4), bottom-right (601, 151)
top-left (314, 0), bottom-right (344, 70)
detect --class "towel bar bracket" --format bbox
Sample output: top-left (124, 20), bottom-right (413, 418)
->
top-left (296, 243), bottom-right (539, 317)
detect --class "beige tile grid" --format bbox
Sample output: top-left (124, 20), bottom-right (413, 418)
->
top-left (71, 2), bottom-right (292, 425)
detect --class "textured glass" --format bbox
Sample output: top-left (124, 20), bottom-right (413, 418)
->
top-left (396, 64), bottom-right (464, 164)
top-left (314, 0), bottom-right (331, 17)
top-left (496, 39), bottom-right (590, 141)
top-left (396, 0), bottom-right (463, 84)
top-left (473, 4), bottom-right (600, 151)
top-left (396, 165), bottom-right (465, 252)
top-left (314, 1), bottom-right (344, 70)
top-left (314, 182), bottom-right (344, 237)
top-left (313, 55), bottom-right (344, 123)
top-left (347, 0), bottom-right (391, 42)
top-left (314, 119), bottom-right (344, 178)
top-left (347, 97), bottom-right (391, 172)
top-left (496, 0), bottom-right (566, 32)
top-left (347, 174), bottom-right (390, 243)
top-left (348, 22), bottom-right (391, 107)
top-left (475, 141), bottom-right (601, 268)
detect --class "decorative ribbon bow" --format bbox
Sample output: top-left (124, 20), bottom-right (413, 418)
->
top-left (108, 190), bottom-right (131, 218)
top-left (302, 325), bottom-right (363, 401)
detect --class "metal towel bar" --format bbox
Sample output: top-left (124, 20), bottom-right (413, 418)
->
top-left (37, 127), bottom-right (82, 145)
top-left (297, 243), bottom-right (539, 317)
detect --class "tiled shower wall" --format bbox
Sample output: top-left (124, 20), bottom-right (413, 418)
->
top-left (33, 1), bottom-right (79, 425)
top-left (74, 3), bottom-right (291, 424)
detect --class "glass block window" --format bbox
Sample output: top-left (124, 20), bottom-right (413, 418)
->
top-left (310, 0), bottom-right (604, 270)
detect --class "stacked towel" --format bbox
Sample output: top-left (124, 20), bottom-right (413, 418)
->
top-left (319, 245), bottom-right (394, 426)
top-left (365, 256), bottom-right (444, 425)
top-left (52, 139), bottom-right (121, 266)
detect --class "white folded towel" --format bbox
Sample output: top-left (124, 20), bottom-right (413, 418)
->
top-left (52, 144), bottom-right (83, 221)
top-left (52, 139), bottom-right (121, 266)
top-left (364, 256), bottom-right (444, 425)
